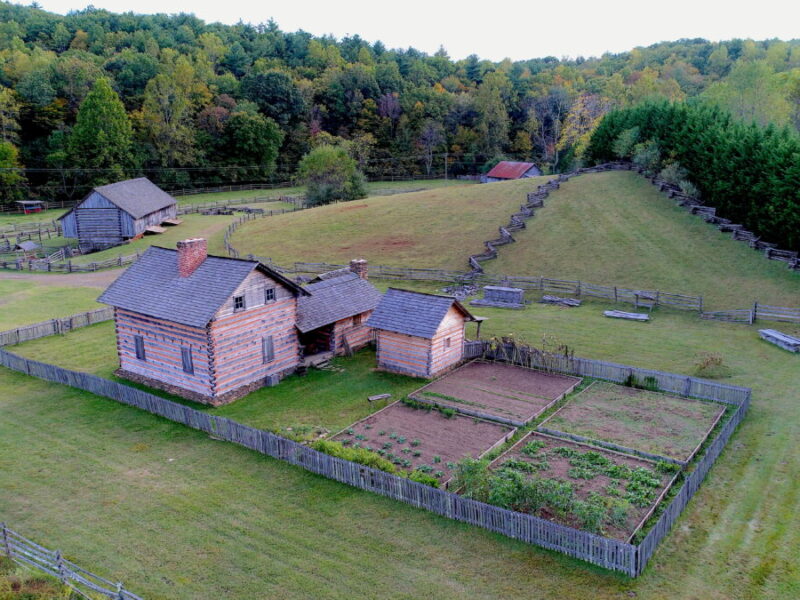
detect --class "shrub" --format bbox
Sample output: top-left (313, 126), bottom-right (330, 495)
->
top-left (520, 440), bottom-right (547, 457)
top-left (408, 470), bottom-right (440, 488)
top-left (297, 144), bottom-right (367, 206)
top-left (611, 127), bottom-right (640, 159)
top-left (311, 440), bottom-right (396, 473)
top-left (693, 352), bottom-right (732, 379)
top-left (439, 407), bottom-right (456, 418)
top-left (632, 139), bottom-right (661, 175)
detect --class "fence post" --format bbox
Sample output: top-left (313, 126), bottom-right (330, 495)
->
top-left (1, 523), bottom-right (11, 558)
top-left (117, 582), bottom-right (126, 599)
top-left (55, 550), bottom-right (67, 583)
top-left (752, 301), bottom-right (758, 323)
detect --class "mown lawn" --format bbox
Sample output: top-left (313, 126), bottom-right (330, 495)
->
top-left (0, 279), bottom-right (102, 329)
top-left (229, 178), bottom-right (542, 269)
top-left (486, 171), bottom-right (800, 308)
top-left (4, 296), bottom-right (800, 599)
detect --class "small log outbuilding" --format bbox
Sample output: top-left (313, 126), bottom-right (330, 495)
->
top-left (367, 288), bottom-right (478, 378)
top-left (482, 161), bottom-right (541, 183)
top-left (59, 178), bottom-right (177, 252)
top-left (296, 260), bottom-right (382, 358)
top-left (98, 238), bottom-right (309, 405)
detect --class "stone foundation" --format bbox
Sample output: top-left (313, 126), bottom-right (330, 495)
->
top-left (115, 368), bottom-right (289, 406)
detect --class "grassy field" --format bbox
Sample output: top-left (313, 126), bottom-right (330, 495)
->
top-left (229, 178), bottom-right (543, 269)
top-left (173, 178), bottom-right (471, 204)
top-left (3, 174), bottom-right (800, 598)
top-left (487, 171), bottom-right (800, 308)
top-left (0, 208), bottom-right (64, 226)
top-left (0, 279), bottom-right (102, 329)
top-left (4, 294), bottom-right (800, 599)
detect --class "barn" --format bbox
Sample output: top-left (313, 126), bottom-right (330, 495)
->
top-left (59, 178), bottom-right (178, 252)
top-left (482, 161), bottom-right (541, 183)
top-left (367, 288), bottom-right (478, 378)
top-left (98, 238), bottom-right (309, 406)
top-left (296, 260), bottom-right (382, 360)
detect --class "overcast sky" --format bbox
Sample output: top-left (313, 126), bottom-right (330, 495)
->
top-left (38, 0), bottom-right (800, 61)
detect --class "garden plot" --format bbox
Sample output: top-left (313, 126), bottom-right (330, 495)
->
top-left (539, 381), bottom-right (727, 463)
top-left (410, 361), bottom-right (582, 426)
top-left (332, 402), bottom-right (514, 486)
top-left (488, 432), bottom-right (678, 541)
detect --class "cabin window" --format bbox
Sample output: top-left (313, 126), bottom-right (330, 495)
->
top-left (264, 287), bottom-right (276, 303)
top-left (444, 337), bottom-right (451, 349)
top-left (262, 335), bottom-right (275, 364)
top-left (134, 335), bottom-right (146, 361)
top-left (181, 347), bottom-right (194, 374)
top-left (233, 295), bottom-right (245, 312)
top-left (352, 314), bottom-right (362, 326)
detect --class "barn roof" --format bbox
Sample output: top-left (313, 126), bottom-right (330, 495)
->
top-left (296, 273), bottom-right (382, 333)
top-left (60, 178), bottom-right (176, 221)
top-left (98, 247), bottom-right (307, 328)
top-left (485, 161), bottom-right (538, 180)
top-left (366, 288), bottom-right (476, 340)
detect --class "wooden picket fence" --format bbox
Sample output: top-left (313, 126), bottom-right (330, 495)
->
top-left (0, 332), bottom-right (750, 576)
top-left (0, 523), bottom-right (142, 600)
top-left (0, 307), bottom-right (114, 347)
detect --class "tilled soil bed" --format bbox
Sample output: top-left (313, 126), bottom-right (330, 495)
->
top-left (489, 432), bottom-right (677, 541)
top-left (332, 402), bottom-right (514, 486)
top-left (411, 361), bottom-right (582, 426)
top-left (540, 381), bottom-right (727, 462)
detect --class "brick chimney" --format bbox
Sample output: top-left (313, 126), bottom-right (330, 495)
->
top-left (177, 238), bottom-right (207, 277)
top-left (350, 258), bottom-right (368, 280)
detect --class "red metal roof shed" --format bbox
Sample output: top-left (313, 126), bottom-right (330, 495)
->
top-left (485, 161), bottom-right (538, 180)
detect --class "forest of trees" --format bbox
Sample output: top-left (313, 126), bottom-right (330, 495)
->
top-left (1, 2), bottom-right (800, 202)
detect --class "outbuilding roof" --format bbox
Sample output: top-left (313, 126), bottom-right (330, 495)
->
top-left (366, 288), bottom-right (476, 339)
top-left (15, 241), bottom-right (40, 251)
top-left (60, 178), bottom-right (176, 221)
top-left (485, 161), bottom-right (538, 180)
top-left (98, 247), bottom-right (307, 328)
top-left (296, 273), bottom-right (382, 333)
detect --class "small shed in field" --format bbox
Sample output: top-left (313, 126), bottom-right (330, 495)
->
top-left (59, 178), bottom-right (177, 251)
top-left (367, 288), bottom-right (478, 378)
top-left (482, 161), bottom-right (541, 183)
top-left (14, 240), bottom-right (40, 258)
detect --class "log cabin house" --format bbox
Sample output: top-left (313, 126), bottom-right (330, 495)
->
top-left (59, 178), bottom-right (178, 252)
top-left (367, 288), bottom-right (478, 378)
top-left (98, 239), bottom-right (382, 405)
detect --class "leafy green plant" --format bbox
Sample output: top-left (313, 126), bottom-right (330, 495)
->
top-left (439, 407), bottom-right (456, 418)
top-left (432, 455), bottom-right (441, 463)
top-left (417, 464), bottom-right (434, 473)
top-left (520, 440), bottom-right (547, 457)
top-left (382, 441), bottom-right (393, 450)
top-left (389, 432), bottom-right (398, 440)
top-left (401, 447), bottom-right (411, 454)
top-left (355, 434), bottom-right (366, 441)
top-left (397, 436), bottom-right (407, 444)
top-left (435, 470), bottom-right (445, 478)
top-left (408, 470), bottom-right (440, 488)
top-left (655, 460), bottom-right (681, 474)
top-left (311, 440), bottom-right (396, 474)
top-left (377, 430), bottom-right (386, 436)
top-left (412, 450), bottom-right (422, 457)
top-left (410, 439), bottom-right (421, 447)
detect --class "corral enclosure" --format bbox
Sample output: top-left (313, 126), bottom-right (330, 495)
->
top-left (541, 381), bottom-right (727, 462)
top-left (332, 402), bottom-right (514, 485)
top-left (411, 360), bottom-right (581, 426)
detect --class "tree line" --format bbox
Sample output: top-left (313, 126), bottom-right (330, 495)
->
top-left (1, 2), bottom-right (800, 203)
top-left (585, 101), bottom-right (800, 251)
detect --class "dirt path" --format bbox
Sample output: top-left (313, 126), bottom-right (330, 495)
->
top-left (0, 269), bottom-right (123, 288)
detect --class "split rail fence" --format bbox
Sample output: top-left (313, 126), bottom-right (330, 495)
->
top-left (0, 523), bottom-right (142, 600)
top-left (0, 323), bottom-right (750, 576)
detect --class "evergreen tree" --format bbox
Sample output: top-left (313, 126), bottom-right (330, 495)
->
top-left (67, 77), bottom-right (134, 184)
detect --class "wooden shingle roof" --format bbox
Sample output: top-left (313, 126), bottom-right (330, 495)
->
top-left (366, 288), bottom-right (476, 339)
top-left (296, 273), bottom-right (382, 333)
top-left (60, 178), bottom-right (176, 221)
top-left (98, 247), bottom-right (307, 328)
top-left (486, 161), bottom-right (537, 180)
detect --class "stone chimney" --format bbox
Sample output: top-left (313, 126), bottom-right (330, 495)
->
top-left (350, 258), bottom-right (368, 280)
top-left (177, 238), bottom-right (208, 277)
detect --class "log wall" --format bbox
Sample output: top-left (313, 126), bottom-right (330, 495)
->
top-left (429, 305), bottom-right (467, 376)
top-left (375, 330), bottom-right (432, 377)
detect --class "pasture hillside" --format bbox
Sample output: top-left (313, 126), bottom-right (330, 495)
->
top-left (487, 171), bottom-right (800, 308)
top-left (229, 179), bottom-right (544, 269)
